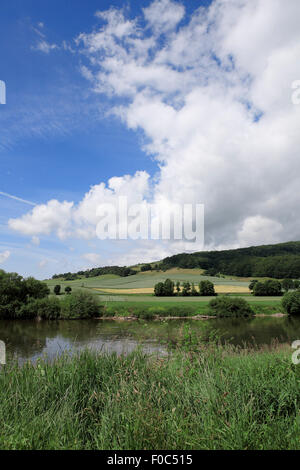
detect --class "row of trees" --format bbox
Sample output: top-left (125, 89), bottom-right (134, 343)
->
top-left (154, 279), bottom-right (216, 297)
top-left (249, 279), bottom-right (300, 296)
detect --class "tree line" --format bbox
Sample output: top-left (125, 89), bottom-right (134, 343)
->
top-left (155, 277), bottom-right (300, 298)
top-left (154, 279), bottom-right (216, 297)
top-left (249, 278), bottom-right (300, 296)
top-left (52, 265), bottom-right (137, 281)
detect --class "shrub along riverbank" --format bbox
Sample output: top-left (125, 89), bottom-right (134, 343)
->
top-left (100, 297), bottom-right (281, 318)
top-left (0, 343), bottom-right (299, 450)
top-left (0, 269), bottom-right (101, 319)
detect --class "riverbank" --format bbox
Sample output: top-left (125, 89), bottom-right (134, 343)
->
top-left (99, 298), bottom-right (282, 319)
top-left (98, 312), bottom-right (286, 321)
top-left (0, 344), bottom-right (299, 450)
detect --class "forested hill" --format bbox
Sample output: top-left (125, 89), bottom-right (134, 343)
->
top-left (160, 241), bottom-right (300, 279)
top-left (52, 266), bottom-right (137, 281)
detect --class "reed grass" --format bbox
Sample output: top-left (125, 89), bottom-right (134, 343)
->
top-left (0, 343), bottom-right (299, 450)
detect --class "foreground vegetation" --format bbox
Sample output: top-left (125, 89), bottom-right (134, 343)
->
top-left (0, 342), bottom-right (299, 450)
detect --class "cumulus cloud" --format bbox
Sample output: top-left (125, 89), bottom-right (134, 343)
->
top-left (9, 0), bottom-right (300, 264)
top-left (77, 0), bottom-right (300, 249)
top-left (237, 216), bottom-right (284, 247)
top-left (0, 250), bottom-right (10, 264)
top-left (8, 171), bottom-right (150, 241)
top-left (9, 200), bottom-right (74, 239)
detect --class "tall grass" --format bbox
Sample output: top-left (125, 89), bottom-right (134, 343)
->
top-left (0, 344), bottom-right (299, 450)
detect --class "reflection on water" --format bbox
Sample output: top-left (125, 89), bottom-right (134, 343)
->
top-left (1, 316), bottom-right (300, 363)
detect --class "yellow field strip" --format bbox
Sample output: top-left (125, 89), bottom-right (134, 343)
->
top-left (93, 285), bottom-right (250, 294)
top-left (215, 285), bottom-right (250, 293)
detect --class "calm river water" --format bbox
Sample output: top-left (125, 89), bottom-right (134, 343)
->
top-left (1, 316), bottom-right (300, 363)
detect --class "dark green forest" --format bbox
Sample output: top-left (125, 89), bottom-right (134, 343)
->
top-left (160, 241), bottom-right (300, 278)
top-left (52, 266), bottom-right (137, 281)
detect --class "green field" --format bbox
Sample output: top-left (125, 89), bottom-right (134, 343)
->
top-left (47, 269), bottom-right (250, 289)
top-left (46, 270), bottom-right (283, 316)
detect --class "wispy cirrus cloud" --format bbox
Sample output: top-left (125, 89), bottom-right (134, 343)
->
top-left (0, 191), bottom-right (36, 206)
top-left (0, 84), bottom-right (102, 151)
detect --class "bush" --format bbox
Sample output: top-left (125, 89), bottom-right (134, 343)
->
top-left (16, 297), bottom-right (61, 320)
top-left (0, 270), bottom-right (51, 319)
top-left (0, 300), bottom-right (24, 319)
top-left (60, 291), bottom-right (100, 318)
top-left (282, 291), bottom-right (300, 316)
top-left (208, 296), bottom-right (254, 318)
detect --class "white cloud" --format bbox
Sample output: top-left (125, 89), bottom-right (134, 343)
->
top-left (237, 216), bottom-right (284, 247)
top-left (33, 40), bottom-right (58, 54)
top-left (9, 200), bottom-right (73, 239)
top-left (9, 171), bottom-right (150, 241)
top-left (143, 0), bottom-right (185, 35)
top-left (0, 250), bottom-right (10, 264)
top-left (9, 0), bottom-right (300, 267)
top-left (76, 0), bottom-right (300, 251)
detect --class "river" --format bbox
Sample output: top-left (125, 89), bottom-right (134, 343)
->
top-left (1, 316), bottom-right (300, 364)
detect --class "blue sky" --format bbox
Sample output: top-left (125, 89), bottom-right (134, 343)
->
top-left (0, 0), bottom-right (212, 278)
top-left (1, 0), bottom-right (299, 278)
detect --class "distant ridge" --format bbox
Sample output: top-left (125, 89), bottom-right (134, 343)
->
top-left (159, 241), bottom-right (300, 279)
top-left (51, 241), bottom-right (300, 281)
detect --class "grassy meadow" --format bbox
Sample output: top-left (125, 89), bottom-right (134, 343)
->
top-left (46, 269), bottom-right (283, 317)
